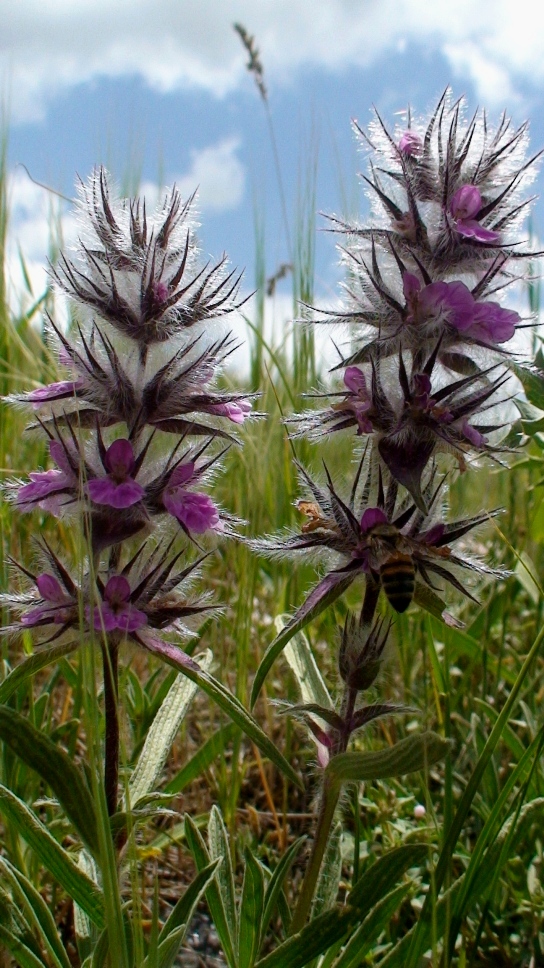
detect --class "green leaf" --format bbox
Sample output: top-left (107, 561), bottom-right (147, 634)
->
top-left (326, 732), bottom-right (451, 785)
top-left (0, 705), bottom-right (98, 856)
top-left (141, 638), bottom-right (302, 790)
top-left (74, 851), bottom-right (99, 948)
top-left (311, 823), bottom-right (342, 921)
top-left (0, 857), bottom-right (72, 968)
top-left (184, 814), bottom-right (236, 968)
top-left (209, 805), bottom-right (237, 943)
top-left (514, 550), bottom-right (542, 604)
top-left (0, 925), bottom-right (48, 968)
top-left (276, 616), bottom-right (333, 710)
top-left (127, 651), bottom-right (212, 808)
top-left (332, 883), bottom-right (410, 968)
top-left (0, 640), bottom-right (78, 703)
top-left (261, 837), bottom-right (305, 940)
top-left (0, 783), bottom-right (104, 928)
top-left (143, 926), bottom-right (186, 968)
top-left (255, 846), bottom-right (428, 968)
top-left (404, 618), bottom-right (544, 968)
top-left (164, 723), bottom-right (237, 795)
top-left (251, 571), bottom-right (356, 709)
top-left (413, 584), bottom-right (463, 628)
top-left (158, 860), bottom-right (220, 946)
top-left (511, 361), bottom-right (544, 411)
top-left (238, 849), bottom-right (265, 968)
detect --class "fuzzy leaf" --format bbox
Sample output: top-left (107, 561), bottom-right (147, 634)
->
top-left (209, 806), bottom-right (237, 943)
top-left (0, 784), bottom-right (104, 928)
top-left (140, 636), bottom-right (302, 790)
top-left (184, 815), bottom-right (237, 968)
top-left (127, 651), bottom-right (212, 808)
top-left (276, 616), bottom-right (334, 710)
top-left (251, 569), bottom-right (357, 708)
top-left (326, 732), bottom-right (451, 785)
top-left (238, 849), bottom-right (265, 968)
top-left (0, 706), bottom-right (98, 856)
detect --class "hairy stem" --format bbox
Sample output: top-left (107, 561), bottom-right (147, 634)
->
top-left (102, 637), bottom-right (120, 817)
top-left (289, 773), bottom-right (340, 935)
top-left (290, 582), bottom-right (381, 933)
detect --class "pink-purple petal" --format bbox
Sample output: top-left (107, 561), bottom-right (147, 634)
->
top-left (103, 438), bottom-right (136, 475)
top-left (36, 573), bottom-right (66, 603)
top-left (88, 477), bottom-right (144, 508)
top-left (398, 131), bottom-right (423, 156)
top-left (167, 461), bottom-right (196, 488)
top-left (450, 185), bottom-right (482, 221)
top-left (360, 507), bottom-right (388, 532)
top-left (344, 366), bottom-right (368, 394)
top-left (164, 488), bottom-right (222, 533)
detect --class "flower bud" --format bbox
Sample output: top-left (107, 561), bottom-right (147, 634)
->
top-left (338, 612), bottom-right (390, 691)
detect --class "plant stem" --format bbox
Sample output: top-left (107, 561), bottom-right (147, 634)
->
top-left (290, 682), bottom-right (357, 935)
top-left (102, 636), bottom-right (119, 817)
top-left (289, 773), bottom-right (341, 935)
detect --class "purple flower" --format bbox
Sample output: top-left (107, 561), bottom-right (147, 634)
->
top-left (27, 379), bottom-right (84, 409)
top-left (341, 367), bottom-right (373, 434)
top-left (16, 441), bottom-right (78, 514)
top-left (403, 273), bottom-right (475, 332)
top-left (207, 400), bottom-right (252, 424)
top-left (20, 573), bottom-right (76, 628)
top-left (89, 575), bottom-right (148, 633)
top-left (87, 439), bottom-right (144, 509)
top-left (360, 507), bottom-right (388, 533)
top-left (449, 185), bottom-right (500, 244)
top-left (398, 131), bottom-right (423, 157)
top-left (162, 461), bottom-right (223, 534)
top-left (462, 302), bottom-right (518, 344)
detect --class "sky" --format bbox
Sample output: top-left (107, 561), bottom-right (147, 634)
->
top-left (3, 0), bottom-right (544, 350)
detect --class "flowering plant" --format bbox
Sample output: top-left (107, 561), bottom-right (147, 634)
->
top-left (251, 90), bottom-right (540, 933)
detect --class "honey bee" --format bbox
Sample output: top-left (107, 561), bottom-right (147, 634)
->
top-left (379, 550), bottom-right (416, 613)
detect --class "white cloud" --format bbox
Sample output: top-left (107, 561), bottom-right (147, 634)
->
top-left (6, 136), bottom-right (245, 312)
top-left (3, 0), bottom-right (544, 121)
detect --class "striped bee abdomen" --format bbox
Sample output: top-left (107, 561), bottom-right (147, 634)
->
top-left (379, 552), bottom-right (415, 613)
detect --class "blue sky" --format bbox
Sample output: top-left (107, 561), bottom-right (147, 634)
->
top-left (4, 0), bottom-right (544, 336)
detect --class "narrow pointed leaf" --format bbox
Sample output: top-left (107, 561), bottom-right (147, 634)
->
top-left (0, 926), bottom-right (48, 968)
top-left (332, 883), bottom-right (410, 968)
top-left (158, 860), bottom-right (220, 945)
top-left (251, 570), bottom-right (357, 708)
top-left (0, 706), bottom-right (98, 856)
top-left (140, 636), bottom-right (302, 789)
top-left (209, 806), bottom-right (237, 944)
top-left (261, 837), bottom-right (306, 941)
top-left (413, 583), bottom-right (464, 628)
top-left (0, 858), bottom-right (72, 968)
top-left (255, 846), bottom-right (428, 968)
top-left (277, 616), bottom-right (333, 710)
top-left (0, 784), bottom-right (104, 928)
top-left (238, 849), bottom-right (265, 968)
top-left (127, 651), bottom-right (212, 808)
top-left (0, 640), bottom-right (78, 703)
top-left (184, 814), bottom-right (236, 968)
top-left (142, 926), bottom-right (186, 968)
top-left (326, 732), bottom-right (451, 785)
